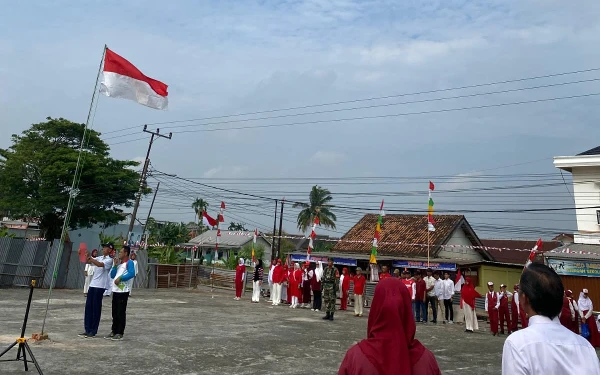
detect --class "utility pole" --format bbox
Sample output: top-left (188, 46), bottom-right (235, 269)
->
top-left (141, 182), bottom-right (160, 250)
top-left (128, 126), bottom-right (172, 239)
top-left (271, 200), bottom-right (278, 261)
top-left (276, 198), bottom-right (285, 260)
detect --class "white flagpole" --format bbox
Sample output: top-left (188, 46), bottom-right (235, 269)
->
top-left (41, 45), bottom-right (108, 335)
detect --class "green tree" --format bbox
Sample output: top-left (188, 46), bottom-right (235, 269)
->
top-left (98, 233), bottom-right (123, 247)
top-left (148, 246), bottom-right (186, 264)
top-left (0, 117), bottom-right (145, 240)
top-left (292, 185), bottom-right (337, 232)
top-left (228, 222), bottom-right (247, 231)
top-left (238, 243), bottom-right (265, 262)
top-left (151, 222), bottom-right (191, 246)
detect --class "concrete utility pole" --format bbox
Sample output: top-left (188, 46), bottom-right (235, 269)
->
top-left (128, 126), bottom-right (172, 240)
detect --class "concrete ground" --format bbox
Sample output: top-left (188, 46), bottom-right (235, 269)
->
top-left (0, 287), bottom-right (528, 374)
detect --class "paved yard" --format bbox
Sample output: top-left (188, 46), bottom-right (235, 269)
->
top-left (0, 287), bottom-right (520, 374)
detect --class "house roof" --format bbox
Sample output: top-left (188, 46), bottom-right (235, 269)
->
top-left (186, 230), bottom-right (272, 248)
top-left (481, 239), bottom-right (562, 265)
top-left (577, 146), bottom-right (600, 156)
top-left (552, 233), bottom-right (574, 241)
top-left (544, 243), bottom-right (600, 261)
top-left (331, 214), bottom-right (489, 259)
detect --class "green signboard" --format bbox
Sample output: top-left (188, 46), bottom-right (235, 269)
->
top-left (548, 259), bottom-right (600, 277)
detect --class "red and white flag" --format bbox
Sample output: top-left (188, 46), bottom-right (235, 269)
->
top-left (524, 238), bottom-right (543, 269)
top-left (100, 48), bottom-right (168, 110)
top-left (202, 211), bottom-right (217, 228)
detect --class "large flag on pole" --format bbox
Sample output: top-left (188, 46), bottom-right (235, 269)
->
top-left (100, 48), bottom-right (168, 110)
top-left (307, 216), bottom-right (320, 260)
top-left (252, 229), bottom-right (258, 263)
top-left (428, 181), bottom-right (435, 232)
top-left (202, 211), bottom-right (217, 228)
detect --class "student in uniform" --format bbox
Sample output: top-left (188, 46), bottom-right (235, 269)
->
top-left (79, 244), bottom-right (113, 338)
top-left (251, 259), bottom-right (264, 303)
top-left (352, 267), bottom-right (366, 317)
top-left (104, 245), bottom-right (136, 341)
top-left (485, 281), bottom-right (500, 336)
top-left (498, 284), bottom-right (512, 335)
top-left (83, 249), bottom-right (98, 297)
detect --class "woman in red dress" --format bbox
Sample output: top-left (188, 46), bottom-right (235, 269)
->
top-left (234, 258), bottom-right (246, 300)
top-left (289, 263), bottom-right (303, 308)
top-left (338, 278), bottom-right (442, 375)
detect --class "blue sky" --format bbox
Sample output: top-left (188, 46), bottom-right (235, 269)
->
top-left (1, 0), bottom-right (600, 240)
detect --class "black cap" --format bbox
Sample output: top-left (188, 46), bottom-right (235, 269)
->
top-left (426, 268), bottom-right (433, 272)
top-left (101, 243), bottom-right (115, 250)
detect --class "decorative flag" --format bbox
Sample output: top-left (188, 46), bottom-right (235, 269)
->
top-left (370, 200), bottom-right (385, 264)
top-left (203, 211), bottom-right (217, 227)
top-left (213, 203), bottom-right (225, 262)
top-left (100, 48), bottom-right (168, 110)
top-left (524, 238), bottom-right (543, 269)
top-left (252, 229), bottom-right (258, 263)
top-left (428, 181), bottom-right (435, 232)
top-left (202, 211), bottom-right (217, 228)
top-left (307, 216), bottom-right (319, 260)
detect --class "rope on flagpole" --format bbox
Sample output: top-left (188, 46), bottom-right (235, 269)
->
top-left (40, 45), bottom-right (107, 335)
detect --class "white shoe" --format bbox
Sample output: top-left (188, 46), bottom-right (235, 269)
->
top-left (449, 320), bottom-right (454, 324)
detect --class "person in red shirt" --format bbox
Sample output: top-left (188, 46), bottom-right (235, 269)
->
top-left (338, 278), bottom-right (442, 375)
top-left (414, 272), bottom-right (427, 323)
top-left (271, 259), bottom-right (284, 306)
top-left (352, 267), bottom-right (366, 317)
top-left (379, 265), bottom-right (391, 280)
top-left (485, 282), bottom-right (499, 336)
top-left (510, 284), bottom-right (520, 332)
top-left (289, 263), bottom-right (303, 308)
top-left (234, 258), bottom-right (246, 300)
top-left (340, 267), bottom-right (351, 310)
top-left (498, 284), bottom-right (512, 335)
top-left (282, 264), bottom-right (290, 304)
top-left (401, 270), bottom-right (416, 317)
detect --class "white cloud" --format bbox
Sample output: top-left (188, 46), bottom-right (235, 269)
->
top-left (202, 166), bottom-right (244, 178)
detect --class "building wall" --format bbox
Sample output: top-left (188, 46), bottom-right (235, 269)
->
top-left (572, 166), bottom-right (600, 241)
top-left (69, 223), bottom-right (144, 253)
top-left (474, 265), bottom-right (522, 295)
top-left (437, 228), bottom-right (483, 261)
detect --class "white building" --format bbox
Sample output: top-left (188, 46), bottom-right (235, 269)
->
top-left (554, 146), bottom-right (600, 245)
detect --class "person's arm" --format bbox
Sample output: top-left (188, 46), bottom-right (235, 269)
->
top-left (110, 264), bottom-right (118, 279)
top-left (258, 268), bottom-right (263, 285)
top-left (495, 293), bottom-right (500, 310)
top-left (88, 255), bottom-right (106, 268)
top-left (242, 266), bottom-right (246, 282)
top-left (514, 293), bottom-right (520, 314)
top-left (569, 299), bottom-right (575, 320)
top-left (501, 340), bottom-right (528, 375)
top-left (485, 294), bottom-right (489, 311)
top-left (506, 291), bottom-right (513, 298)
top-left (585, 302), bottom-right (593, 319)
top-left (412, 283), bottom-right (416, 300)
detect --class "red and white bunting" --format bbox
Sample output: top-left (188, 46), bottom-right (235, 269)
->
top-left (524, 238), bottom-right (543, 269)
top-left (307, 216), bottom-right (320, 260)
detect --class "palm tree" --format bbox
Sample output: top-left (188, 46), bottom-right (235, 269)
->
top-left (191, 198), bottom-right (209, 236)
top-left (293, 185), bottom-right (337, 232)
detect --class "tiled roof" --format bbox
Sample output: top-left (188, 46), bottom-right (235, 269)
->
top-left (577, 146), bottom-right (600, 156)
top-left (331, 214), bottom-right (484, 258)
top-left (188, 230), bottom-right (271, 248)
top-left (482, 239), bottom-right (562, 265)
top-left (544, 243), bottom-right (600, 260)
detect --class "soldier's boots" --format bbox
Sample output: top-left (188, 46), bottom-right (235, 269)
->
top-left (328, 312), bottom-right (334, 321)
top-left (323, 312), bottom-right (330, 320)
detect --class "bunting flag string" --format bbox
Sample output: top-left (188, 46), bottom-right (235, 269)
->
top-left (428, 181), bottom-right (435, 232)
top-left (370, 200), bottom-right (385, 264)
top-left (307, 216), bottom-right (320, 260)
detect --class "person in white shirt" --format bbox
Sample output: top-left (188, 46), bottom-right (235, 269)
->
top-left (423, 268), bottom-right (438, 323)
top-left (268, 261), bottom-right (276, 302)
top-left (441, 271), bottom-right (455, 324)
top-left (83, 249), bottom-right (98, 296)
top-left (79, 243), bottom-right (114, 338)
top-left (433, 272), bottom-right (444, 323)
top-left (104, 245), bottom-right (136, 341)
top-left (502, 263), bottom-right (600, 375)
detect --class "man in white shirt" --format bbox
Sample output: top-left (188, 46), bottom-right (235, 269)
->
top-left (441, 271), bottom-right (455, 324)
top-left (423, 268), bottom-right (437, 323)
top-left (104, 245), bottom-right (136, 341)
top-left (502, 263), bottom-right (600, 375)
top-left (268, 261), bottom-right (276, 302)
top-left (433, 272), bottom-right (444, 323)
top-left (79, 243), bottom-right (114, 338)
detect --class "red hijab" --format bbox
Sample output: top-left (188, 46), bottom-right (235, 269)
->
top-left (357, 278), bottom-right (426, 375)
top-left (461, 277), bottom-right (482, 309)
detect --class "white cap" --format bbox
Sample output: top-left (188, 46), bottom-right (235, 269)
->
top-left (487, 281), bottom-right (494, 286)
top-left (500, 284), bottom-right (506, 288)
top-left (583, 288), bottom-right (589, 294)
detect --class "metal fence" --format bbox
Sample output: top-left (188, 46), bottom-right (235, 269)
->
top-left (0, 237), bottom-right (148, 290)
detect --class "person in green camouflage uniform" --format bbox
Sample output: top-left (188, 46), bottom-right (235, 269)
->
top-left (322, 257), bottom-right (340, 321)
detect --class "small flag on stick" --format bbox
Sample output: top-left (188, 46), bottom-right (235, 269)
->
top-left (370, 200), bottom-right (385, 264)
top-left (524, 238), bottom-right (543, 270)
top-left (428, 181), bottom-right (435, 232)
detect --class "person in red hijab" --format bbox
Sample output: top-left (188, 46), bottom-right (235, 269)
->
top-left (461, 277), bottom-right (482, 333)
top-left (338, 278), bottom-right (441, 375)
top-left (340, 268), bottom-right (351, 311)
top-left (560, 290), bottom-right (579, 333)
top-left (234, 258), bottom-right (246, 301)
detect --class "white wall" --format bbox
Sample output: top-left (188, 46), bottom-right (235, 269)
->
top-left (437, 227), bottom-right (484, 261)
top-left (572, 166), bottom-right (600, 243)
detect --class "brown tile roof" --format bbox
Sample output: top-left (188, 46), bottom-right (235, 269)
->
top-left (331, 214), bottom-right (486, 258)
top-left (481, 239), bottom-right (562, 265)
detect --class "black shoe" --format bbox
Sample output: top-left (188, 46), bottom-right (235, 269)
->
top-left (78, 332), bottom-right (88, 337)
top-left (323, 313), bottom-right (330, 320)
top-left (104, 332), bottom-right (115, 340)
top-left (328, 313), bottom-right (334, 321)
top-left (111, 334), bottom-right (123, 341)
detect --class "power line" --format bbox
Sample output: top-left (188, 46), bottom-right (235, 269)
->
top-left (101, 67), bottom-right (600, 135)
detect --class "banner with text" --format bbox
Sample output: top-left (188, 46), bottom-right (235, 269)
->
top-left (392, 260), bottom-right (456, 271)
top-left (547, 259), bottom-right (600, 277)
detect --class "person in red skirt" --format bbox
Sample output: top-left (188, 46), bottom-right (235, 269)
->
top-left (340, 267), bottom-right (351, 311)
top-left (289, 263), bottom-right (303, 308)
top-left (485, 281), bottom-right (499, 336)
top-left (510, 284), bottom-right (520, 332)
top-left (578, 289), bottom-right (600, 347)
top-left (234, 258), bottom-right (246, 301)
top-left (566, 290), bottom-right (579, 334)
top-left (560, 289), bottom-right (579, 333)
top-left (498, 284), bottom-right (512, 335)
